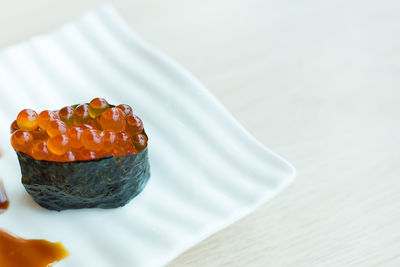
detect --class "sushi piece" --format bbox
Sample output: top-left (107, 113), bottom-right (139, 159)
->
top-left (10, 98), bottom-right (150, 211)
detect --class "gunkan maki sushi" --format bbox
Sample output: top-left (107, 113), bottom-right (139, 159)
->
top-left (10, 98), bottom-right (150, 211)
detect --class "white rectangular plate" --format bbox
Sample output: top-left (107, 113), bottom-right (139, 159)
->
top-left (0, 5), bottom-right (295, 267)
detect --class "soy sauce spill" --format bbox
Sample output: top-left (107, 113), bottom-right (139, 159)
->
top-left (0, 180), bottom-right (8, 213)
top-left (0, 229), bottom-right (68, 267)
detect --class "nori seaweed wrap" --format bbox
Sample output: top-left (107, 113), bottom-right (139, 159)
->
top-left (17, 148), bottom-right (150, 211)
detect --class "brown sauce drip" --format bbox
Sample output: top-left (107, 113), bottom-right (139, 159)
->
top-left (0, 180), bottom-right (8, 212)
top-left (0, 229), bottom-right (68, 267)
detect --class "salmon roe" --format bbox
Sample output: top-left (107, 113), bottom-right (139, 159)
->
top-left (125, 115), bottom-right (143, 136)
top-left (38, 110), bottom-right (58, 130)
top-left (67, 126), bottom-right (84, 149)
top-left (11, 130), bottom-right (33, 153)
top-left (10, 120), bottom-right (19, 134)
top-left (17, 109), bottom-right (39, 131)
top-left (47, 119), bottom-right (68, 137)
top-left (101, 130), bottom-right (116, 152)
top-left (81, 129), bottom-right (104, 151)
top-left (53, 151), bottom-right (76, 162)
top-left (47, 134), bottom-right (70, 156)
top-left (132, 133), bottom-right (148, 152)
top-left (116, 104), bottom-right (133, 116)
top-left (74, 104), bottom-right (90, 125)
top-left (31, 127), bottom-right (49, 141)
top-left (89, 97), bottom-right (108, 118)
top-left (59, 106), bottom-right (75, 126)
top-left (99, 107), bottom-right (125, 131)
top-left (31, 141), bottom-right (50, 161)
top-left (10, 98), bottom-right (147, 161)
top-left (76, 149), bottom-right (97, 161)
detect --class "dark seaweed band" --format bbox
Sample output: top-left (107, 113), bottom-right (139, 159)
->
top-left (18, 148), bottom-right (150, 211)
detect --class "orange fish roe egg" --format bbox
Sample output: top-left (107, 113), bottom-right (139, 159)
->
top-left (59, 106), bottom-right (75, 126)
top-left (77, 149), bottom-right (97, 161)
top-left (10, 120), bottom-right (19, 134)
top-left (125, 114), bottom-right (143, 136)
top-left (11, 130), bottom-right (33, 153)
top-left (67, 126), bottom-right (84, 149)
top-left (101, 130), bottom-right (116, 152)
top-left (38, 110), bottom-right (58, 130)
top-left (31, 127), bottom-right (49, 141)
top-left (53, 151), bottom-right (76, 162)
top-left (74, 104), bottom-right (91, 125)
top-left (99, 107), bottom-right (125, 131)
top-left (89, 97), bottom-right (108, 118)
top-left (116, 104), bottom-right (133, 116)
top-left (31, 140), bottom-right (50, 160)
top-left (81, 129), bottom-right (104, 151)
top-left (47, 134), bottom-right (70, 156)
top-left (112, 146), bottom-right (125, 157)
top-left (47, 119), bottom-right (68, 137)
top-left (88, 116), bottom-right (102, 130)
top-left (113, 131), bottom-right (137, 156)
top-left (17, 109), bottom-right (39, 131)
top-left (115, 131), bottom-right (131, 148)
top-left (112, 145), bottom-right (137, 157)
top-left (132, 133), bottom-right (148, 152)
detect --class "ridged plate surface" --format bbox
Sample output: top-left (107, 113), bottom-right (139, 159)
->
top-left (0, 5), bottom-right (295, 267)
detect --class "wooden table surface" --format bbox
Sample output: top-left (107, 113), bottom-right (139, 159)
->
top-left (1, 1), bottom-right (399, 266)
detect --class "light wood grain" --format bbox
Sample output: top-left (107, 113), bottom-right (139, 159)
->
top-left (1, 0), bottom-right (399, 266)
